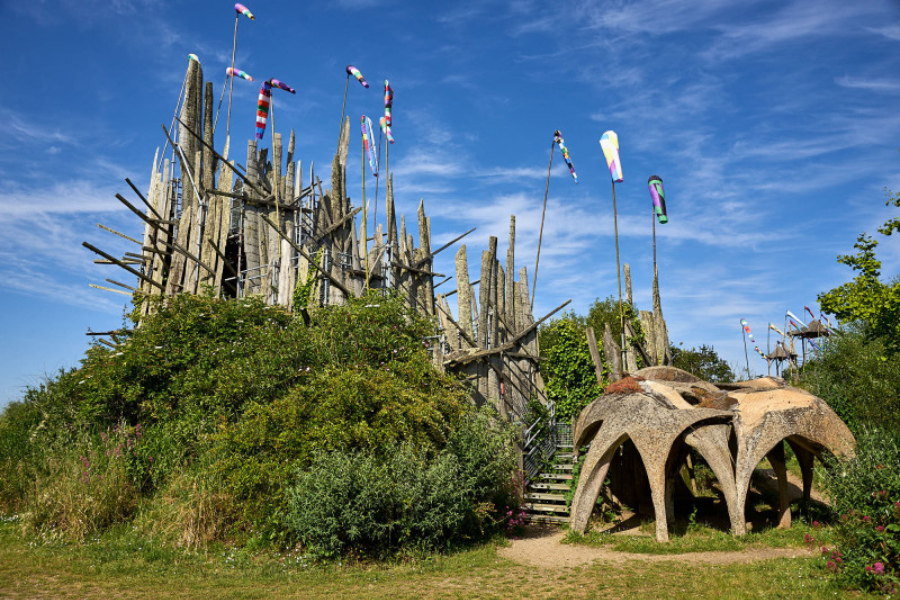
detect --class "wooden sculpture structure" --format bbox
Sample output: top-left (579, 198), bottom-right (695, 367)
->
top-left (83, 59), bottom-right (576, 422)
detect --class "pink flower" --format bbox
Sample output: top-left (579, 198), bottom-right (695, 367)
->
top-left (877, 526), bottom-right (885, 532)
top-left (863, 515), bottom-right (871, 522)
top-left (875, 562), bottom-right (885, 575)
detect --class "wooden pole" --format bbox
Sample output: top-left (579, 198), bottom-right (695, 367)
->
top-left (361, 133), bottom-right (370, 292)
top-left (652, 203), bottom-right (657, 277)
top-left (611, 179), bottom-right (626, 370)
top-left (531, 137), bottom-right (555, 311)
top-left (337, 75), bottom-right (349, 156)
top-left (213, 15), bottom-right (239, 136)
top-left (742, 323), bottom-right (750, 379)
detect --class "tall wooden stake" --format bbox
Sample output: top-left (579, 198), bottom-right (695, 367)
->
top-left (337, 75), bottom-right (350, 156)
top-left (611, 179), bottom-right (627, 370)
top-left (531, 138), bottom-right (555, 311)
top-left (269, 94), bottom-right (282, 258)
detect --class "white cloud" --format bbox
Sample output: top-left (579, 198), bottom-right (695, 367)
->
top-left (835, 75), bottom-right (900, 93)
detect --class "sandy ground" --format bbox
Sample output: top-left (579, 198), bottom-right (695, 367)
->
top-left (498, 527), bottom-right (815, 569)
top-left (501, 470), bottom-right (824, 569)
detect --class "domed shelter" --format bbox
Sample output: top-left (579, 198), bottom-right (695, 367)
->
top-left (569, 367), bottom-right (855, 541)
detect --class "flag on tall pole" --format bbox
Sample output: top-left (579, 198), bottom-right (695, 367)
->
top-left (601, 130), bottom-right (626, 370)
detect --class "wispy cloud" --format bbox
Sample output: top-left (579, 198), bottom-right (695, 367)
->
top-left (835, 75), bottom-right (900, 93)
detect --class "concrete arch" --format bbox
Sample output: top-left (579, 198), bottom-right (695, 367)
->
top-left (570, 392), bottom-right (732, 541)
top-left (731, 388), bottom-right (856, 534)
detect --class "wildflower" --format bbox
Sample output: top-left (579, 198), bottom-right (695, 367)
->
top-left (812, 520), bottom-right (820, 529)
top-left (827, 560), bottom-right (837, 572)
top-left (875, 562), bottom-right (885, 575)
top-left (863, 516), bottom-right (871, 522)
top-left (877, 526), bottom-right (885, 532)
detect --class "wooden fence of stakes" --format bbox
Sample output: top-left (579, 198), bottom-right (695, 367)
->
top-left (84, 59), bottom-right (672, 425)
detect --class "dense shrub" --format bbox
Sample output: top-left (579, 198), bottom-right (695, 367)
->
top-left (802, 329), bottom-right (900, 434)
top-left (211, 362), bottom-right (468, 535)
top-left (286, 409), bottom-right (519, 557)
top-left (819, 428), bottom-right (900, 594)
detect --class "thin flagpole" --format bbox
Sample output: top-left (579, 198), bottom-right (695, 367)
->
top-left (337, 75), bottom-right (350, 156)
top-left (531, 137), bottom-right (555, 311)
top-left (611, 179), bottom-right (626, 370)
top-left (268, 90), bottom-right (281, 258)
top-left (361, 135), bottom-right (370, 292)
top-left (374, 126), bottom-right (382, 236)
top-left (157, 69), bottom-right (189, 174)
top-left (384, 138), bottom-right (389, 223)
top-left (742, 322), bottom-right (750, 379)
top-left (652, 204), bottom-right (657, 276)
top-left (222, 16), bottom-right (240, 138)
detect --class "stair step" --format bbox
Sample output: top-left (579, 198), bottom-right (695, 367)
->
top-left (556, 452), bottom-right (574, 460)
top-left (552, 464), bottom-right (573, 471)
top-left (557, 444), bottom-right (574, 450)
top-left (538, 473), bottom-right (573, 481)
top-left (527, 514), bottom-right (570, 524)
top-left (524, 492), bottom-right (567, 502)
top-left (528, 482), bottom-right (570, 492)
top-left (526, 502), bottom-right (571, 514)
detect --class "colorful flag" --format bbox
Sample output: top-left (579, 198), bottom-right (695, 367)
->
top-left (600, 130), bottom-right (623, 182)
top-left (255, 81), bottom-right (271, 140)
top-left (226, 67), bottom-right (253, 81)
top-left (347, 65), bottom-right (369, 88)
top-left (648, 175), bottom-right (668, 224)
top-left (361, 116), bottom-right (378, 177)
top-left (235, 3), bottom-right (254, 19)
top-left (270, 79), bottom-right (295, 94)
top-left (554, 130), bottom-right (577, 183)
top-left (740, 318), bottom-right (757, 344)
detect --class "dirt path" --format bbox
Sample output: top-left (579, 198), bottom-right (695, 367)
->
top-left (498, 527), bottom-right (815, 569)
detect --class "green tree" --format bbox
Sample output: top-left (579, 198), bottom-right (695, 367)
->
top-left (818, 189), bottom-right (900, 351)
top-left (669, 344), bottom-right (735, 383)
top-left (586, 296), bottom-right (642, 345)
top-left (542, 319), bottom-right (604, 420)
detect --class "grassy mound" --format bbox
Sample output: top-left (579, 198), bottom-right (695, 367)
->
top-left (0, 293), bottom-right (518, 555)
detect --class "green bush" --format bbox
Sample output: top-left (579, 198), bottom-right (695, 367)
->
top-left (211, 362), bottom-right (468, 536)
top-left (819, 428), bottom-right (900, 594)
top-left (802, 329), bottom-right (900, 434)
top-left (286, 409), bottom-right (519, 557)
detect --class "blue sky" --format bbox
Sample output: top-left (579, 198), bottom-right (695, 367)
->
top-left (2, 0), bottom-right (899, 407)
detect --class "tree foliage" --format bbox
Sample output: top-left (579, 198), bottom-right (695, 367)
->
top-left (669, 344), bottom-right (735, 383)
top-left (818, 189), bottom-right (900, 351)
top-left (542, 319), bottom-right (604, 420)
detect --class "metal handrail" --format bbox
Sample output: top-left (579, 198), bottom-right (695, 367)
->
top-left (522, 401), bottom-right (557, 481)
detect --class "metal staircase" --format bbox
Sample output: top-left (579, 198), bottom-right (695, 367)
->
top-left (522, 406), bottom-right (574, 525)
